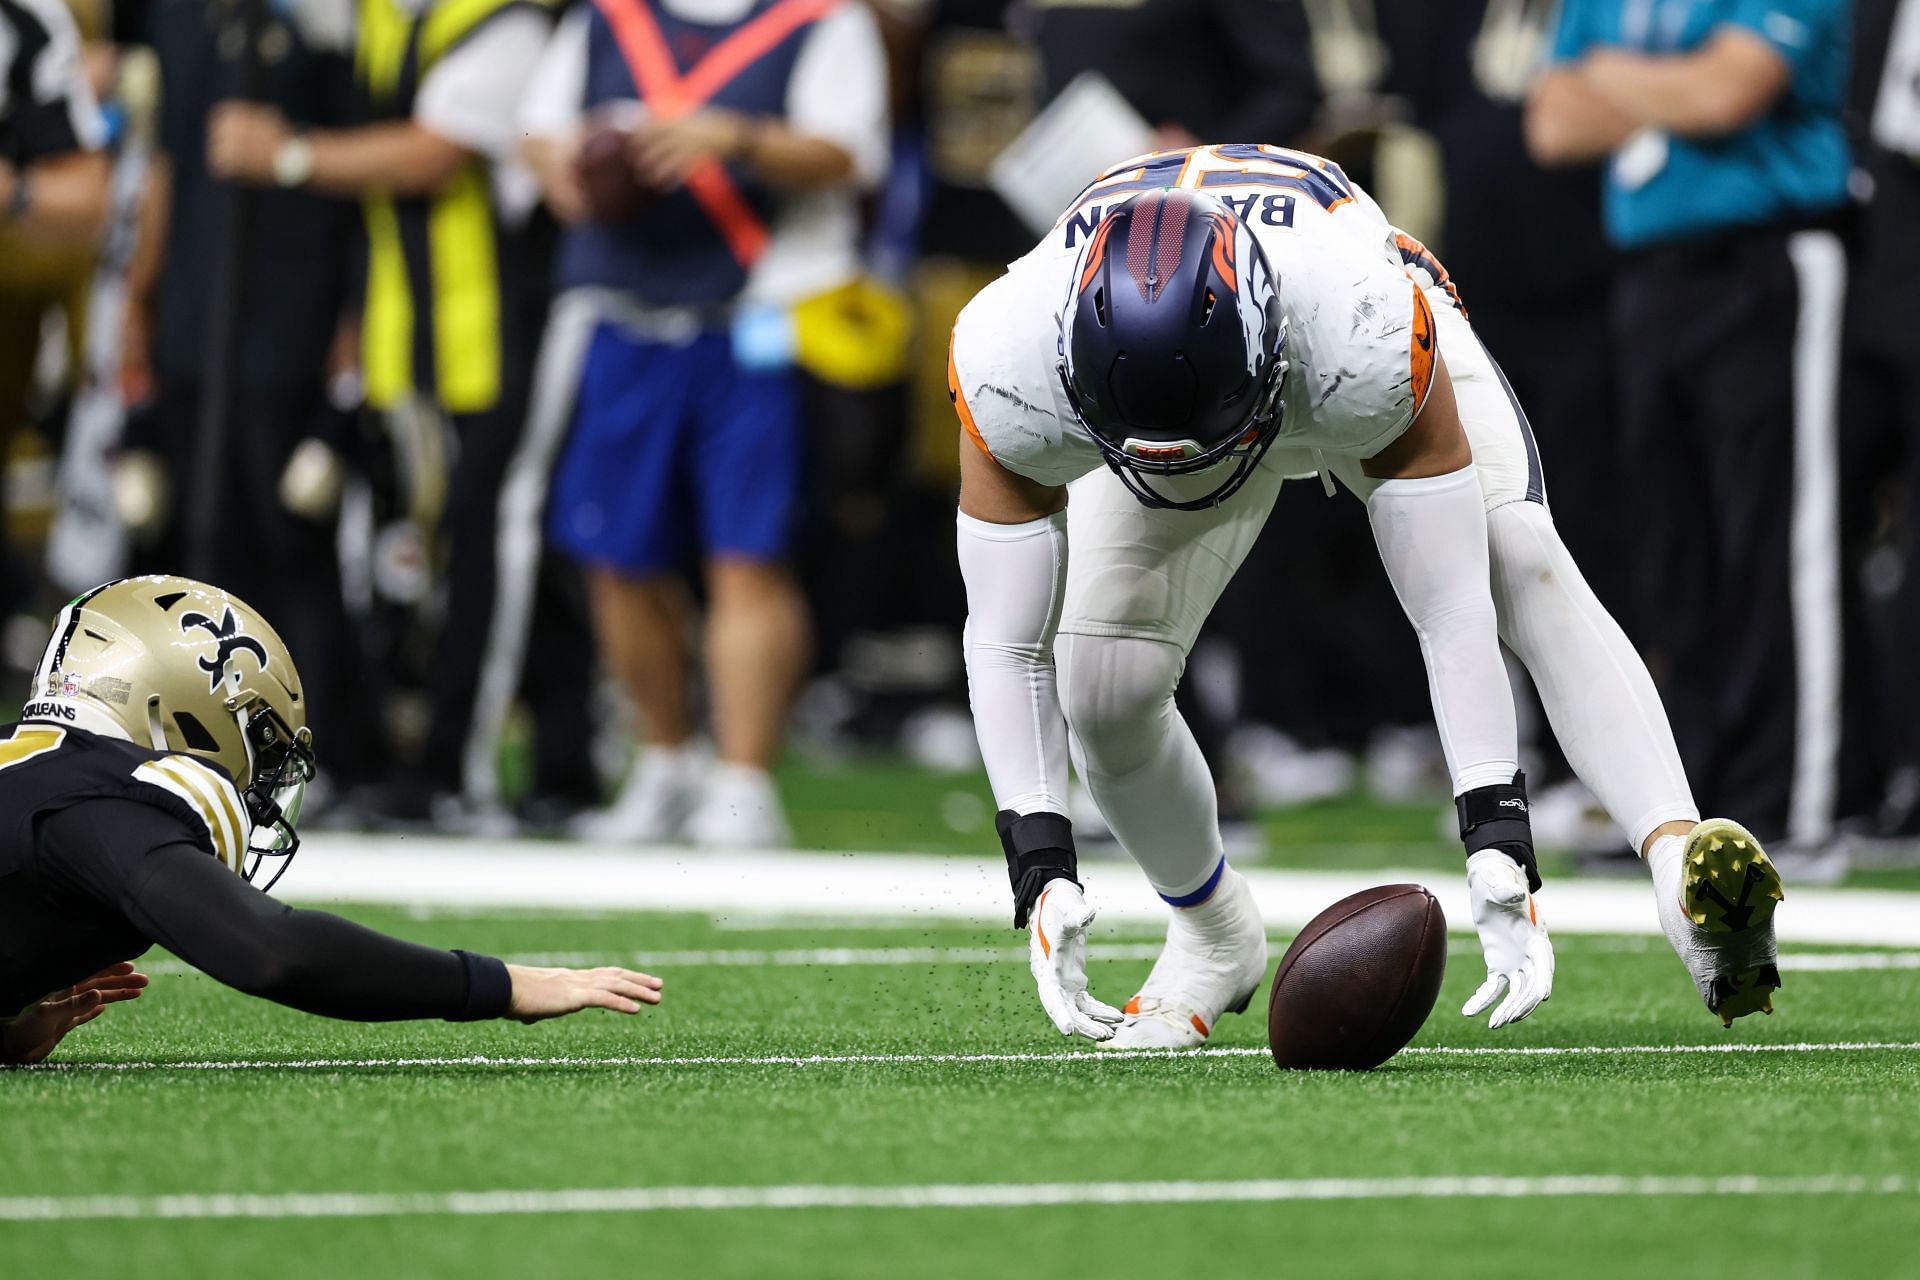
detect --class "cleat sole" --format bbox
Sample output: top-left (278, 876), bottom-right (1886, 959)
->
top-left (1681, 819), bottom-right (1784, 935)
top-left (1711, 964), bottom-right (1782, 1027)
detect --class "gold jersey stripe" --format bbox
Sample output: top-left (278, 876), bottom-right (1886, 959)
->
top-left (133, 758), bottom-right (248, 871)
top-left (157, 757), bottom-right (249, 866)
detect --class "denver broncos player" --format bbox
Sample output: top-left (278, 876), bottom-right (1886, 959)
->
top-left (0, 577), bottom-right (662, 1065)
top-left (952, 145), bottom-right (1783, 1048)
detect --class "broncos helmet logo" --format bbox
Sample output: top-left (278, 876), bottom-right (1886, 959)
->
top-left (180, 608), bottom-right (270, 694)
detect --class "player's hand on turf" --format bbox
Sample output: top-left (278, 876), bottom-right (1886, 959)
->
top-left (506, 965), bottom-right (664, 1024)
top-left (0, 962), bottom-right (149, 1065)
top-left (1028, 879), bottom-right (1124, 1041)
top-left (1462, 850), bottom-right (1554, 1030)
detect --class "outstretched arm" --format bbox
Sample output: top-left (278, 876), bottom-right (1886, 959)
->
top-left (957, 439), bottom-right (1121, 1041)
top-left (42, 801), bottom-right (663, 1028)
top-left (1362, 357), bottom-right (1553, 1028)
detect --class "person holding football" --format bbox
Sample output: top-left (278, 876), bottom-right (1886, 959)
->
top-left (0, 576), bottom-right (662, 1066)
top-left (952, 145), bottom-right (1783, 1049)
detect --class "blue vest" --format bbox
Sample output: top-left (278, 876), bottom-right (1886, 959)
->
top-left (555, 1), bottom-right (817, 305)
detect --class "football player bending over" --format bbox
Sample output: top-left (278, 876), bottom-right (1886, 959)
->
top-left (0, 577), bottom-right (662, 1066)
top-left (952, 145), bottom-right (1782, 1048)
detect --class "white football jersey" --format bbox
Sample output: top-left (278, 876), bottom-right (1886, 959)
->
top-left (950, 144), bottom-right (1454, 488)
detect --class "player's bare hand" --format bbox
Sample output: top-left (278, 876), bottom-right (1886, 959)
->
top-left (1029, 879), bottom-right (1124, 1040)
top-left (506, 965), bottom-right (664, 1023)
top-left (1, 962), bottom-right (149, 1065)
top-left (1462, 850), bottom-right (1554, 1029)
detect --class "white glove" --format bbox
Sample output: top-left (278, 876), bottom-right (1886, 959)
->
top-left (1462, 849), bottom-right (1554, 1029)
top-left (1028, 878), bottom-right (1125, 1040)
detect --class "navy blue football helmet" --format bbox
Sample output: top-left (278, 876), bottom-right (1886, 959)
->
top-left (1059, 188), bottom-right (1288, 510)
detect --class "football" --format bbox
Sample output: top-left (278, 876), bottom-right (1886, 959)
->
top-left (573, 123), bottom-right (656, 221)
top-left (1267, 884), bottom-right (1448, 1071)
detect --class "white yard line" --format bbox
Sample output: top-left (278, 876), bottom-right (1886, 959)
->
top-left (279, 834), bottom-right (1920, 947)
top-left (134, 937), bottom-right (1911, 980)
top-left (1, 1174), bottom-right (1911, 1222)
top-left (28, 1040), bottom-right (1920, 1073)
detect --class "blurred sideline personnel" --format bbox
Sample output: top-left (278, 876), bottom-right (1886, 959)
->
top-left (0, 577), bottom-right (661, 1067)
top-left (1527, 0), bottom-right (1850, 848)
top-left (0, 0), bottom-right (110, 617)
top-left (1030, 0), bottom-right (1319, 151)
top-left (204, 0), bottom-right (599, 821)
top-left (1841, 0), bottom-right (1920, 830)
top-left (951, 151), bottom-right (1783, 1049)
top-left (514, 0), bottom-right (888, 847)
top-left (123, 0), bottom-right (373, 784)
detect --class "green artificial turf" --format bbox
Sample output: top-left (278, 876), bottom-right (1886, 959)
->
top-left (4, 906), bottom-right (1918, 1278)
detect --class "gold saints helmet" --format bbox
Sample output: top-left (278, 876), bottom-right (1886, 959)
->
top-left (25, 576), bottom-right (316, 887)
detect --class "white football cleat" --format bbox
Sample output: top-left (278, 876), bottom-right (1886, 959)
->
top-left (684, 763), bottom-right (794, 850)
top-left (571, 745), bottom-right (707, 844)
top-left (1657, 819), bottom-right (1784, 1026)
top-left (1097, 864), bottom-right (1268, 1050)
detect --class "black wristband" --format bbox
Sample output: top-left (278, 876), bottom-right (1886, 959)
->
top-left (450, 949), bottom-right (513, 1021)
top-left (1455, 770), bottom-right (1542, 893)
top-left (997, 809), bottom-right (1079, 929)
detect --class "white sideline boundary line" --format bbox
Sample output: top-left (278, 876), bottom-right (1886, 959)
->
top-left (29, 1040), bottom-right (1920, 1073)
top-left (280, 834), bottom-right (1920, 947)
top-left (2, 1174), bottom-right (1912, 1221)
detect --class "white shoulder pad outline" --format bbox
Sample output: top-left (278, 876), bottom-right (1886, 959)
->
top-left (132, 756), bottom-right (251, 872)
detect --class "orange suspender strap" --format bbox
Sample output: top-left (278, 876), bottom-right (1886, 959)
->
top-left (591, 0), bottom-right (839, 269)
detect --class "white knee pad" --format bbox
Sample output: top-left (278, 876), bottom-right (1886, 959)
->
top-left (1056, 632), bottom-right (1185, 778)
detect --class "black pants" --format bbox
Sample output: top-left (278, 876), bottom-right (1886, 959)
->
top-left (419, 394), bottom-right (597, 803)
top-left (1612, 225), bottom-right (1847, 844)
top-left (1838, 328), bottom-right (1920, 815)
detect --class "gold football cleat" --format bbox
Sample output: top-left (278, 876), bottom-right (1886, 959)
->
top-left (1681, 819), bottom-right (1785, 1025)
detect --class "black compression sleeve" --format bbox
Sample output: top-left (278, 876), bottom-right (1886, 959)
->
top-left (40, 801), bottom-right (513, 1022)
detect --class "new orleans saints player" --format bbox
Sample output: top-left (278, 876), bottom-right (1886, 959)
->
top-left (0, 576), bottom-right (662, 1066)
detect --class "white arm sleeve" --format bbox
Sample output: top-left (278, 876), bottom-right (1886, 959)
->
top-left (958, 509), bottom-right (1072, 816)
top-left (1366, 465), bottom-right (1519, 795)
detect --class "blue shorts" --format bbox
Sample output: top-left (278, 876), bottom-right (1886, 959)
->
top-left (546, 324), bottom-right (801, 574)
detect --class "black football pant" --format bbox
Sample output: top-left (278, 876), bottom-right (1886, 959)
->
top-left (419, 394), bottom-right (597, 804)
top-left (1837, 324), bottom-right (1920, 819)
top-left (1611, 224), bottom-right (1847, 845)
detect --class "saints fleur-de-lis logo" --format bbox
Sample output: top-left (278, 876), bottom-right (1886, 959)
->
top-left (180, 608), bottom-right (269, 693)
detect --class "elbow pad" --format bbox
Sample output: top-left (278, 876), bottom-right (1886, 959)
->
top-left (1455, 770), bottom-right (1541, 892)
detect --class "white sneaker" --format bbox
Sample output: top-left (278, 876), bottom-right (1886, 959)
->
top-left (685, 763), bottom-right (793, 849)
top-left (1097, 865), bottom-right (1268, 1049)
top-left (570, 745), bottom-right (707, 844)
top-left (1654, 819), bottom-right (1785, 1026)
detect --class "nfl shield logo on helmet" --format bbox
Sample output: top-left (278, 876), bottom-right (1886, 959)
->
top-left (60, 671), bottom-right (82, 697)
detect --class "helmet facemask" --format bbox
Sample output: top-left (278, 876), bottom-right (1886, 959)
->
top-left (1059, 330), bottom-right (1288, 511)
top-left (234, 698), bottom-right (315, 891)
